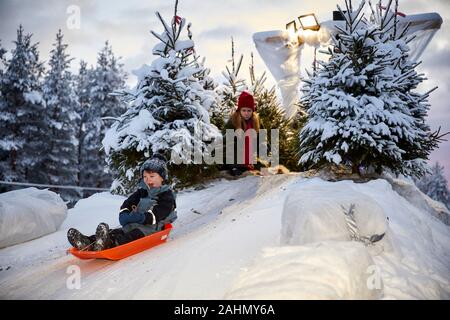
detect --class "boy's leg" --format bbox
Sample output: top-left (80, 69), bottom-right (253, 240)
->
top-left (110, 228), bottom-right (145, 246)
top-left (67, 228), bottom-right (95, 250)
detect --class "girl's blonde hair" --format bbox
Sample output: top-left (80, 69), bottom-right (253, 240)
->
top-left (230, 110), bottom-right (261, 132)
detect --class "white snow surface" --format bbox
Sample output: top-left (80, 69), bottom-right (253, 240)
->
top-left (0, 174), bottom-right (449, 299)
top-left (0, 188), bottom-right (67, 249)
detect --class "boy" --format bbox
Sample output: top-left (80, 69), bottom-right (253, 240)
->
top-left (67, 154), bottom-right (177, 251)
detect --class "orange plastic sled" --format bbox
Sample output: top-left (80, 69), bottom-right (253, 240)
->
top-left (68, 224), bottom-right (173, 261)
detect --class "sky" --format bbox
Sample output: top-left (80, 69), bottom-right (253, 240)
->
top-left (0, 0), bottom-right (449, 185)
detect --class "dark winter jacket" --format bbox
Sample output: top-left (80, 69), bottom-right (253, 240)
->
top-left (120, 183), bottom-right (177, 227)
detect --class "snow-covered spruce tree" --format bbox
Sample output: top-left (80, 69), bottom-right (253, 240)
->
top-left (416, 162), bottom-right (449, 208)
top-left (74, 60), bottom-right (94, 195)
top-left (211, 37), bottom-right (247, 131)
top-left (103, 1), bottom-right (221, 194)
top-left (91, 41), bottom-right (127, 129)
top-left (42, 30), bottom-right (80, 202)
top-left (299, 0), bottom-right (441, 178)
top-left (80, 42), bottom-right (126, 193)
top-left (0, 40), bottom-right (6, 191)
top-left (249, 53), bottom-right (303, 171)
top-left (0, 40), bottom-right (6, 72)
top-left (0, 26), bottom-right (46, 186)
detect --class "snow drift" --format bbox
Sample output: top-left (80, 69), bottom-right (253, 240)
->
top-left (281, 179), bottom-right (391, 251)
top-left (225, 177), bottom-right (449, 300)
top-left (0, 188), bottom-right (67, 248)
top-left (225, 241), bottom-right (383, 300)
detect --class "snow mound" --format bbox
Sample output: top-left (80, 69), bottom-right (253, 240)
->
top-left (385, 175), bottom-right (450, 225)
top-left (281, 178), bottom-right (392, 253)
top-left (225, 241), bottom-right (382, 300)
top-left (0, 188), bottom-right (67, 248)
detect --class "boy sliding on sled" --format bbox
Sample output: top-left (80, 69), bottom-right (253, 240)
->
top-left (67, 154), bottom-right (177, 251)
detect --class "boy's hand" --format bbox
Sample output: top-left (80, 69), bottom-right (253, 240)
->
top-left (119, 211), bottom-right (146, 227)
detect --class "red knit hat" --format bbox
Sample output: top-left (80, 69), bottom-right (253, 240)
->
top-left (237, 91), bottom-right (255, 111)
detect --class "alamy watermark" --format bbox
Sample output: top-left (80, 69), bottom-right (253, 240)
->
top-left (66, 5), bottom-right (81, 30)
top-left (66, 265), bottom-right (81, 290)
top-left (170, 126), bottom-right (280, 167)
top-left (366, 265), bottom-right (382, 290)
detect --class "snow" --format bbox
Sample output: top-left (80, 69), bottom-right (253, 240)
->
top-left (0, 188), bottom-right (67, 249)
top-left (281, 178), bottom-right (390, 249)
top-left (386, 175), bottom-right (450, 225)
top-left (225, 241), bottom-right (382, 300)
top-left (0, 174), bottom-right (449, 299)
top-left (23, 90), bottom-right (43, 104)
top-left (131, 64), bottom-right (152, 84)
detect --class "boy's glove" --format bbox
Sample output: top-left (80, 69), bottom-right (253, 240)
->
top-left (119, 210), bottom-right (146, 226)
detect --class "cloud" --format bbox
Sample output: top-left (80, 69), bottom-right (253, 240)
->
top-left (198, 26), bottom-right (251, 41)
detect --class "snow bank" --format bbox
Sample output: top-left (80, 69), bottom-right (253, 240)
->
top-left (61, 192), bottom-right (125, 233)
top-left (281, 178), bottom-right (392, 253)
top-left (225, 241), bottom-right (382, 300)
top-left (0, 188), bottom-right (67, 248)
top-left (385, 175), bottom-right (450, 225)
top-left (227, 177), bottom-right (449, 299)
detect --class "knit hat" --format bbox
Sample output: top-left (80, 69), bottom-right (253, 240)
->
top-left (237, 91), bottom-right (255, 111)
top-left (140, 153), bottom-right (168, 181)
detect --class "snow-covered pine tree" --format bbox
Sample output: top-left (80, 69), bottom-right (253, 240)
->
top-left (81, 42), bottom-right (126, 193)
top-left (0, 40), bottom-right (7, 192)
top-left (211, 37), bottom-right (247, 131)
top-left (91, 41), bottom-right (127, 129)
top-left (0, 40), bottom-right (6, 72)
top-left (0, 26), bottom-right (46, 186)
top-left (298, 0), bottom-right (442, 178)
top-left (74, 60), bottom-right (94, 195)
top-left (416, 162), bottom-right (449, 208)
top-left (103, 0), bottom-right (221, 194)
top-left (42, 29), bottom-right (80, 202)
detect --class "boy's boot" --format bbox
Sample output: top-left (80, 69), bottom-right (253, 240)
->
top-left (67, 228), bottom-right (92, 250)
top-left (93, 223), bottom-right (113, 251)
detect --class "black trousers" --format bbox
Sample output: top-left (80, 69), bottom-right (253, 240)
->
top-left (87, 228), bottom-right (145, 247)
top-left (109, 228), bottom-right (145, 246)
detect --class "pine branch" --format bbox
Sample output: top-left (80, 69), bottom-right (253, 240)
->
top-left (249, 52), bottom-right (256, 85)
top-left (380, 0), bottom-right (394, 30)
top-left (405, 34), bottom-right (417, 45)
top-left (155, 11), bottom-right (175, 51)
top-left (174, 18), bottom-right (186, 43)
top-left (336, 4), bottom-right (352, 32)
top-left (236, 53), bottom-right (243, 76)
top-left (368, 0), bottom-right (377, 21)
top-left (397, 21), bottom-right (411, 40)
top-left (344, 0), bottom-right (353, 32)
top-left (418, 86), bottom-right (438, 102)
top-left (392, 0), bottom-right (399, 39)
top-left (231, 37), bottom-right (235, 74)
top-left (172, 0), bottom-right (179, 43)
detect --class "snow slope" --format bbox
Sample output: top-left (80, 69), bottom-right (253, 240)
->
top-left (0, 174), bottom-right (449, 299)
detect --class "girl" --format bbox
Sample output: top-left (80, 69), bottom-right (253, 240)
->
top-left (224, 91), bottom-right (265, 176)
